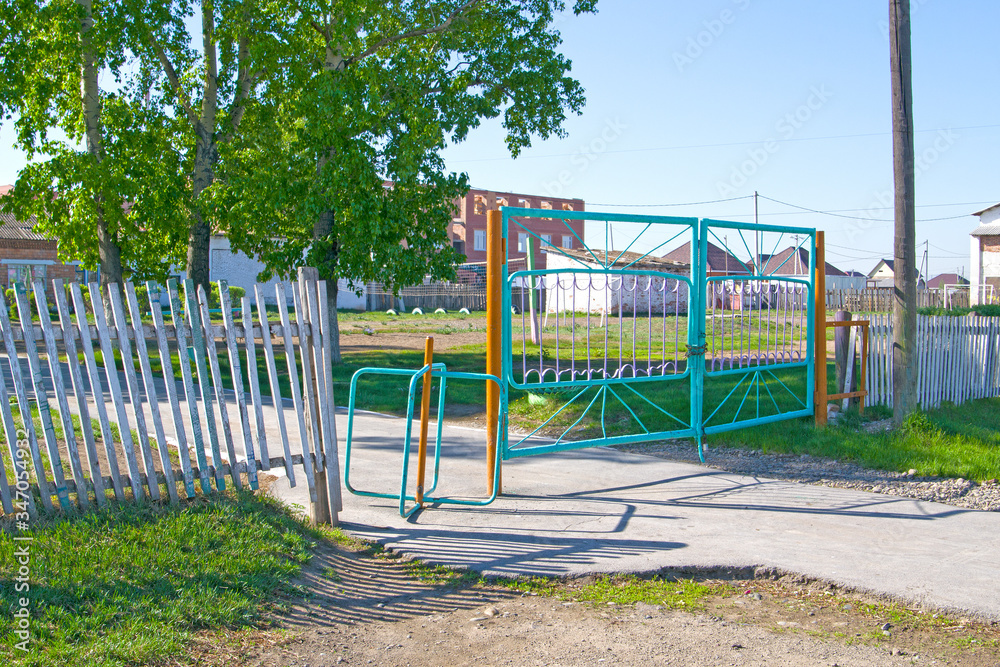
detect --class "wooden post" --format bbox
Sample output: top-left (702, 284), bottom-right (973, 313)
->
top-left (300, 266), bottom-right (331, 526)
top-left (486, 209), bottom-right (503, 494)
top-left (891, 0), bottom-right (918, 424)
top-left (834, 310), bottom-right (853, 403)
top-left (814, 231), bottom-right (828, 426)
top-left (415, 336), bottom-right (434, 506)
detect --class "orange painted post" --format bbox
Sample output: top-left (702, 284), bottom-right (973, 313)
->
top-left (415, 336), bottom-right (434, 506)
top-left (486, 209), bottom-right (503, 494)
top-left (814, 231), bottom-right (828, 426)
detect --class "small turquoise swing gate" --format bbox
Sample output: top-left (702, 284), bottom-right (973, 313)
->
top-left (345, 208), bottom-right (817, 516)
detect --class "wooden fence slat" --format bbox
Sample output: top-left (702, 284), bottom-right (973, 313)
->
top-left (107, 284), bottom-right (162, 501)
top-left (241, 295), bottom-right (270, 471)
top-left (929, 315), bottom-right (938, 407)
top-left (148, 281), bottom-right (195, 498)
top-left (90, 282), bottom-right (146, 501)
top-left (0, 343), bottom-right (23, 514)
top-left (254, 285), bottom-right (295, 483)
top-left (0, 416), bottom-right (12, 514)
top-left (185, 280), bottom-right (226, 491)
top-left (168, 279), bottom-right (211, 494)
top-left (197, 284), bottom-right (241, 490)
top-left (70, 283), bottom-right (125, 502)
top-left (123, 283), bottom-right (179, 503)
top-left (0, 332), bottom-right (28, 517)
top-left (53, 281), bottom-right (106, 505)
top-left (218, 281), bottom-right (258, 489)
top-left (294, 280), bottom-right (322, 474)
top-left (14, 282), bottom-right (72, 510)
top-left (317, 280), bottom-right (343, 514)
top-left (32, 279), bottom-right (89, 509)
top-left (276, 282), bottom-right (317, 501)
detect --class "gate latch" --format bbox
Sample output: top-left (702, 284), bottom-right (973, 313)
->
top-left (685, 344), bottom-right (707, 358)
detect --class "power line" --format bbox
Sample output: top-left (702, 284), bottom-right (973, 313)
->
top-left (587, 195), bottom-right (753, 208)
top-left (758, 195), bottom-right (970, 222)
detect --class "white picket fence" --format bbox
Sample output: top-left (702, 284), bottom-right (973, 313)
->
top-left (0, 273), bottom-right (341, 522)
top-left (863, 314), bottom-right (1000, 408)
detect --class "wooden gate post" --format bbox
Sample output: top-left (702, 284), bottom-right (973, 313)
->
top-left (486, 209), bottom-right (503, 494)
top-left (298, 266), bottom-right (338, 526)
top-left (814, 231), bottom-right (828, 426)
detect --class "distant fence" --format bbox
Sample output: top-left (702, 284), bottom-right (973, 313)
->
top-left (862, 314), bottom-right (1000, 408)
top-left (0, 273), bottom-right (340, 523)
top-left (367, 259), bottom-right (527, 312)
top-left (826, 288), bottom-right (969, 312)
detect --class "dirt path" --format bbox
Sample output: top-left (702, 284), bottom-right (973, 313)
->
top-left (218, 541), bottom-right (999, 667)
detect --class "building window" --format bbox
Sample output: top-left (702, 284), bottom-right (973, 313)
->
top-left (518, 233), bottom-right (529, 253)
top-left (6, 264), bottom-right (45, 288)
top-left (561, 235), bottom-right (573, 249)
top-left (541, 234), bottom-right (552, 249)
top-left (473, 229), bottom-right (486, 251)
top-left (452, 239), bottom-right (465, 255)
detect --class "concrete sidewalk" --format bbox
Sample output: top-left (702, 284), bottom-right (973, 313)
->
top-left (275, 409), bottom-right (1000, 621)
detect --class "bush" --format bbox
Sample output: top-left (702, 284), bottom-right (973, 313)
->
top-left (5, 287), bottom-right (42, 322)
top-left (917, 306), bottom-right (969, 317)
top-left (973, 304), bottom-right (1000, 317)
top-left (208, 283), bottom-right (246, 309)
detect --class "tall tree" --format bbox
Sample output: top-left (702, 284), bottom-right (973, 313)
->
top-left (213, 0), bottom-right (598, 361)
top-left (0, 0), bottom-right (189, 284)
top-left (890, 0), bottom-right (917, 424)
top-left (140, 0), bottom-right (285, 293)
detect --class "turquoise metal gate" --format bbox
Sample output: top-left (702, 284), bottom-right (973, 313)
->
top-left (500, 208), bottom-right (816, 461)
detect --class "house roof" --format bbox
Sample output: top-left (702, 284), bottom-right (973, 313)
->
top-left (758, 246), bottom-right (845, 276)
top-left (661, 241), bottom-right (749, 273)
top-left (971, 221), bottom-right (1000, 237)
top-left (868, 258), bottom-right (894, 278)
top-left (0, 186), bottom-right (48, 241)
top-left (926, 273), bottom-right (969, 289)
top-left (554, 246), bottom-right (689, 271)
top-left (972, 203), bottom-right (1000, 218)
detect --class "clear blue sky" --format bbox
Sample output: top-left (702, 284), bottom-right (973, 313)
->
top-left (440, 0), bottom-right (1000, 279)
top-left (2, 0), bottom-right (997, 278)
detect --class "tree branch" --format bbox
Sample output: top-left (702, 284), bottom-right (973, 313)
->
top-left (220, 36), bottom-right (257, 145)
top-left (147, 34), bottom-right (199, 126)
top-left (346, 0), bottom-right (482, 66)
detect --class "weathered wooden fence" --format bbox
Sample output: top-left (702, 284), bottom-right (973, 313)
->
top-left (0, 272), bottom-right (341, 523)
top-left (862, 314), bottom-right (1000, 408)
top-left (826, 288), bottom-right (967, 312)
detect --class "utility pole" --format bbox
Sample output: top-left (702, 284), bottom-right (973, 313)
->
top-left (754, 191), bottom-right (760, 275)
top-left (891, 0), bottom-right (917, 424)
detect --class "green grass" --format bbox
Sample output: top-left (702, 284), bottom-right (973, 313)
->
top-left (0, 491), bottom-right (318, 667)
top-left (713, 401), bottom-right (1000, 481)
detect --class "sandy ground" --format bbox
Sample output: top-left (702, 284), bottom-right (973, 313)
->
top-left (206, 538), bottom-right (1000, 667)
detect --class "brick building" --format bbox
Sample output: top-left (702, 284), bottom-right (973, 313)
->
top-left (449, 188), bottom-right (585, 269)
top-left (0, 186), bottom-right (80, 298)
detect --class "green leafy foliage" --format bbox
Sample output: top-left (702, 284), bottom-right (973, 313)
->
top-left (918, 304), bottom-right (1000, 317)
top-left (0, 0), bottom-right (191, 283)
top-left (211, 1), bottom-right (598, 295)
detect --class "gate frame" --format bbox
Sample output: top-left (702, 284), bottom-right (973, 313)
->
top-left (493, 207), bottom-right (819, 467)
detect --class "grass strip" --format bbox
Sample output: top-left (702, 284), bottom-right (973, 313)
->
top-left (0, 492), bottom-right (317, 667)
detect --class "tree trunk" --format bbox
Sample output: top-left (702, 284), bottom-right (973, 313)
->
top-left (313, 206), bottom-right (342, 363)
top-left (79, 0), bottom-right (122, 287)
top-left (890, 0), bottom-right (917, 424)
top-left (186, 0), bottom-right (219, 295)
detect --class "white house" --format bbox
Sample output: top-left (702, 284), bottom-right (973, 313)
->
top-left (178, 235), bottom-right (367, 309)
top-left (543, 248), bottom-right (690, 316)
top-left (970, 203), bottom-right (1000, 305)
